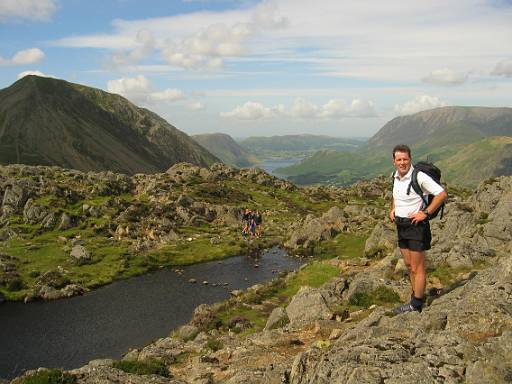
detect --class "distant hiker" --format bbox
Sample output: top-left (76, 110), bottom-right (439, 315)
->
top-left (390, 144), bottom-right (447, 314)
top-left (254, 210), bottom-right (262, 237)
top-left (249, 215), bottom-right (257, 238)
top-left (241, 208), bottom-right (251, 237)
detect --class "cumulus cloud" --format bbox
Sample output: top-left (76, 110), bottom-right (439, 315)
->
top-left (188, 101), bottom-right (205, 111)
top-left (107, 75), bottom-right (152, 96)
top-left (319, 99), bottom-right (377, 118)
top-left (12, 48), bottom-right (45, 65)
top-left (422, 68), bottom-right (467, 86)
top-left (111, 30), bottom-right (156, 67)
top-left (160, 2), bottom-right (287, 70)
top-left (291, 98), bottom-right (319, 118)
top-left (0, 48), bottom-right (45, 65)
top-left (394, 95), bottom-right (446, 116)
top-left (220, 101), bottom-right (278, 119)
top-left (221, 97), bottom-right (376, 120)
top-left (54, 1), bottom-right (287, 71)
top-left (0, 0), bottom-right (57, 22)
top-left (149, 88), bottom-right (185, 102)
top-left (161, 21), bottom-right (253, 70)
top-left (107, 75), bottom-right (186, 105)
top-left (491, 60), bottom-right (512, 77)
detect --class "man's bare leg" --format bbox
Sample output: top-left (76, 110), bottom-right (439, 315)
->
top-left (400, 248), bottom-right (415, 296)
top-left (409, 250), bottom-right (426, 299)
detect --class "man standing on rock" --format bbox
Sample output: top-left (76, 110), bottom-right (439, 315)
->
top-left (390, 145), bottom-right (447, 314)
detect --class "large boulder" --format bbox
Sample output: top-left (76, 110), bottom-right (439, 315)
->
top-left (70, 245), bottom-right (92, 265)
top-left (285, 206), bottom-right (348, 249)
top-left (1, 183), bottom-right (29, 217)
top-left (23, 198), bottom-right (48, 224)
top-left (363, 222), bottom-right (396, 258)
top-left (286, 286), bottom-right (341, 327)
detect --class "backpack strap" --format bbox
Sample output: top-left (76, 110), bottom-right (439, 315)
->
top-left (406, 169), bottom-right (428, 208)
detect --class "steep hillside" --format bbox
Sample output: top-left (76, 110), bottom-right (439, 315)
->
top-left (278, 107), bottom-right (512, 187)
top-left (192, 133), bottom-right (258, 168)
top-left (0, 76), bottom-right (218, 174)
top-left (368, 106), bottom-right (512, 147)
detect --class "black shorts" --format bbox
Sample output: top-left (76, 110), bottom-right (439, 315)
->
top-left (395, 217), bottom-right (431, 251)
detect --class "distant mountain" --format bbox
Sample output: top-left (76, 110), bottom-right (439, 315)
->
top-left (369, 106), bottom-right (512, 147)
top-left (239, 134), bottom-right (365, 156)
top-left (278, 106), bottom-right (512, 187)
top-left (0, 75), bottom-right (219, 174)
top-left (192, 133), bottom-right (258, 168)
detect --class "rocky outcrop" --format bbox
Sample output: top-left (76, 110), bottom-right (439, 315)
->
top-left (289, 252), bottom-right (512, 383)
top-left (284, 206), bottom-right (348, 249)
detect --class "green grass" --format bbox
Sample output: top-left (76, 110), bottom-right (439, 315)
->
top-left (277, 262), bottom-right (341, 299)
top-left (312, 233), bottom-right (368, 260)
top-left (429, 260), bottom-right (487, 287)
top-left (13, 369), bottom-right (76, 384)
top-left (348, 286), bottom-right (400, 308)
top-left (112, 359), bottom-right (169, 377)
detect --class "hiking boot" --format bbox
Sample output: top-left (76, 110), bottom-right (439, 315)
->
top-left (393, 302), bottom-right (421, 315)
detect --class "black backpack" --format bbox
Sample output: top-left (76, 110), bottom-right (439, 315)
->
top-left (393, 161), bottom-right (445, 220)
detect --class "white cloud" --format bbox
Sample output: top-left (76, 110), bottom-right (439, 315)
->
top-left (52, 1), bottom-right (287, 71)
top-left (292, 98), bottom-right (377, 119)
top-left (107, 75), bottom-right (187, 105)
top-left (110, 30), bottom-right (156, 67)
top-left (17, 70), bottom-right (52, 79)
top-left (107, 75), bottom-right (152, 96)
top-left (291, 98), bottom-right (318, 118)
top-left (394, 95), bottom-right (446, 116)
top-left (422, 68), bottom-right (467, 86)
top-left (0, 48), bottom-right (45, 66)
top-left (0, 0), bottom-right (56, 22)
top-left (12, 48), bottom-right (45, 65)
top-left (221, 101), bottom-right (276, 119)
top-left (149, 88), bottom-right (185, 102)
top-left (188, 101), bottom-right (205, 111)
top-left (491, 59), bottom-right (512, 77)
top-left (221, 97), bottom-right (376, 120)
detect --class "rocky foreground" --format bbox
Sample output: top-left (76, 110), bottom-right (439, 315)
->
top-left (10, 176), bottom-right (511, 383)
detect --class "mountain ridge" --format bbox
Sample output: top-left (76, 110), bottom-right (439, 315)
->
top-left (278, 106), bottom-right (512, 187)
top-left (192, 133), bottom-right (258, 168)
top-left (0, 75), bottom-right (219, 174)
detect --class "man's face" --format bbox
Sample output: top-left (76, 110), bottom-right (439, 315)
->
top-left (393, 151), bottom-right (411, 177)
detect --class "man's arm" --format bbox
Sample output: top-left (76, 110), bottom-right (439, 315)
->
top-left (410, 190), bottom-right (447, 224)
top-left (389, 200), bottom-right (395, 222)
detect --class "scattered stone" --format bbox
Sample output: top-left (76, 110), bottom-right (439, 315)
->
top-left (69, 245), bottom-right (92, 265)
top-left (189, 278), bottom-right (197, 284)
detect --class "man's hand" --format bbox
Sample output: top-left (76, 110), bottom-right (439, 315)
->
top-left (389, 210), bottom-right (395, 222)
top-left (409, 210), bottom-right (428, 225)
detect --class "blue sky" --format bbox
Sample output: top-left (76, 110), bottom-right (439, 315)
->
top-left (1, 0), bottom-right (511, 138)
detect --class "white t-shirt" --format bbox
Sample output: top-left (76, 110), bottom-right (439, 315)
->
top-left (393, 166), bottom-right (445, 218)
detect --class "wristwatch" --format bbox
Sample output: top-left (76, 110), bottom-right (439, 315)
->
top-left (423, 208), bottom-right (430, 219)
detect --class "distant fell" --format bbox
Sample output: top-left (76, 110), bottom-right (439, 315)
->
top-left (239, 134), bottom-right (364, 156)
top-left (278, 106), bottom-right (512, 187)
top-left (369, 106), bottom-right (512, 147)
top-left (0, 75), bottom-right (219, 174)
top-left (192, 133), bottom-right (258, 168)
